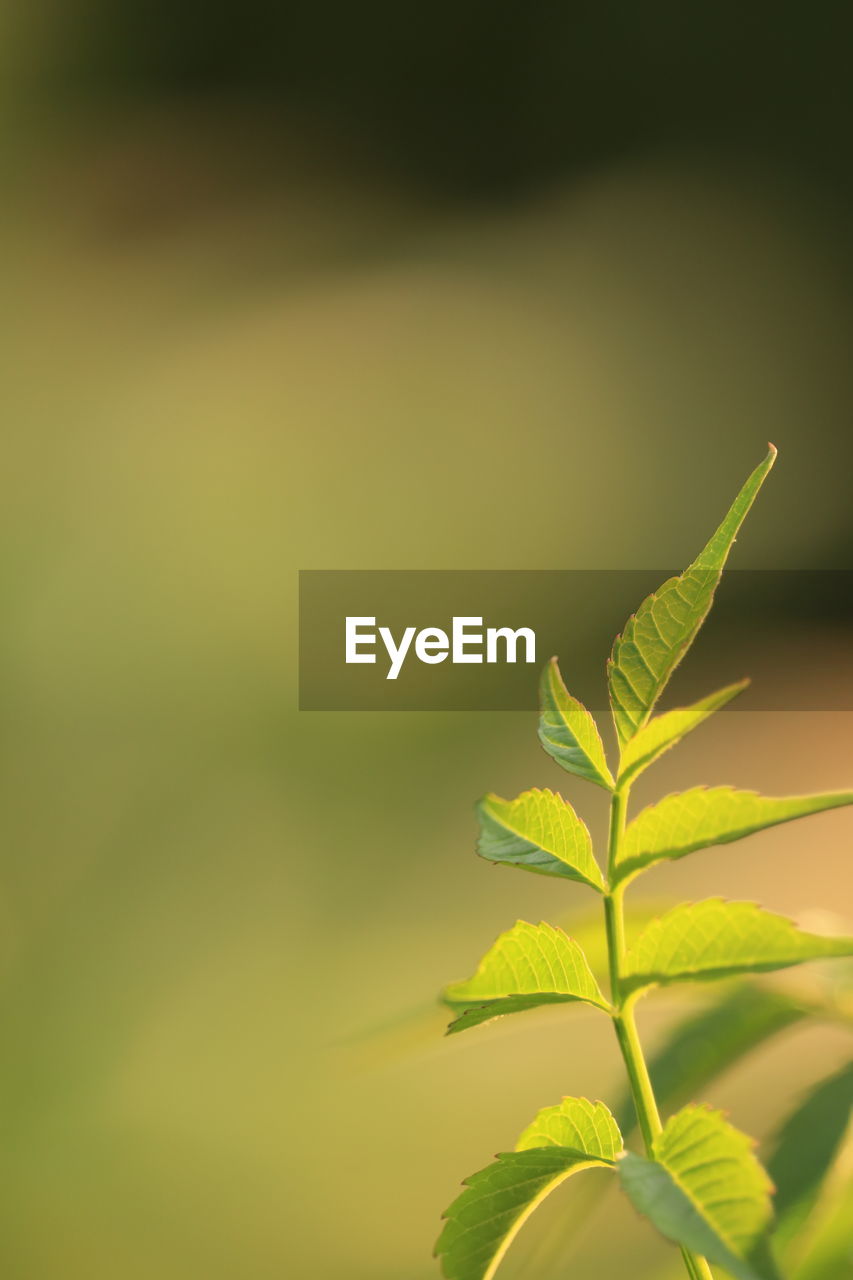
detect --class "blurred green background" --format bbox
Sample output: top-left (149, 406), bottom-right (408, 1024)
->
top-left (2, 5), bottom-right (853, 1277)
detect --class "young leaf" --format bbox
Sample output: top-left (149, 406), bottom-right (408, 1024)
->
top-left (515, 1096), bottom-right (622, 1156)
top-left (614, 984), bottom-right (807, 1135)
top-left (617, 680), bottom-right (749, 786)
top-left (608, 446), bottom-right (776, 745)
top-left (476, 788), bottom-right (604, 891)
top-left (615, 787), bottom-right (853, 885)
top-left (766, 1061), bottom-right (853, 1243)
top-left (444, 920), bottom-right (609, 1034)
top-left (436, 1144), bottom-right (616, 1280)
top-left (619, 1106), bottom-right (775, 1280)
top-left (623, 900), bottom-right (853, 998)
top-left (538, 657), bottom-right (614, 790)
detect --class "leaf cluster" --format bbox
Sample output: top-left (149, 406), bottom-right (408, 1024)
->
top-left (436, 447), bottom-right (853, 1280)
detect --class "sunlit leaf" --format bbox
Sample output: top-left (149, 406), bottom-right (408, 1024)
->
top-left (767, 1061), bottom-right (853, 1245)
top-left (435, 1149), bottom-right (612, 1280)
top-left (444, 920), bottom-right (609, 1033)
top-left (615, 787), bottom-right (853, 885)
top-left (436, 1099), bottom-right (621, 1280)
top-left (615, 984), bottom-right (807, 1135)
top-left (608, 446), bottom-right (776, 745)
top-left (619, 1106), bottom-right (775, 1280)
top-left (476, 788), bottom-right (604, 890)
top-left (515, 1096), bottom-right (622, 1156)
top-left (538, 657), bottom-right (614, 790)
top-left (623, 900), bottom-right (853, 998)
top-left (617, 680), bottom-right (749, 786)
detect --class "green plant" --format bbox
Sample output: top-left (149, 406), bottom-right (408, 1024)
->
top-left (434, 446), bottom-right (853, 1280)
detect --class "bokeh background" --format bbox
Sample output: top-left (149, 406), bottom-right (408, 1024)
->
top-left (2, 5), bottom-right (853, 1277)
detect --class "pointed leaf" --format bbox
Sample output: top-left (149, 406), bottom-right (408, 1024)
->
top-left (444, 920), bottom-right (609, 1033)
top-left (436, 1145), bottom-right (615, 1280)
top-left (608, 446), bottom-right (776, 745)
top-left (767, 1061), bottom-right (853, 1243)
top-left (623, 900), bottom-right (853, 998)
top-left (476, 789), bottom-right (604, 890)
top-left (617, 680), bottom-right (749, 786)
top-left (619, 1158), bottom-right (771, 1280)
top-left (446, 992), bottom-right (600, 1034)
top-left (538, 657), bottom-right (614, 790)
top-left (516, 1096), bottom-right (622, 1156)
top-left (615, 985), bottom-right (807, 1135)
top-left (615, 786), bottom-right (853, 885)
top-left (619, 1106), bottom-right (775, 1280)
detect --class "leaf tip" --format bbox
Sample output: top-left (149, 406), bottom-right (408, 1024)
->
top-left (541, 655), bottom-right (560, 685)
top-left (475, 792), bottom-right (498, 813)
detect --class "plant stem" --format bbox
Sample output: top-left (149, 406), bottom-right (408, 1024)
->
top-left (612, 997), bottom-right (661, 1148)
top-left (678, 1247), bottom-right (715, 1280)
top-left (604, 785), bottom-right (715, 1280)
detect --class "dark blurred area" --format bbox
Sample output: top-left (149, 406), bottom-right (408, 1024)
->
top-left (41, 2), bottom-right (853, 202)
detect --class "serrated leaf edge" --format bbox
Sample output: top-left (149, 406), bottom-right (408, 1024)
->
top-left (616, 679), bottom-right (751, 787)
top-left (435, 1151), bottom-right (616, 1280)
top-left (538, 657), bottom-right (615, 791)
top-left (621, 898), bottom-right (853, 1002)
top-left (614, 786), bottom-right (853, 887)
top-left (476, 788), bottom-right (605, 892)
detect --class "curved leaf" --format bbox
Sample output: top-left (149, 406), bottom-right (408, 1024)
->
top-left (619, 1105), bottom-right (775, 1280)
top-left (516, 1096), bottom-right (622, 1156)
top-left (617, 680), bottom-right (749, 786)
top-left (615, 984), bottom-right (807, 1135)
top-left (615, 787), bottom-right (853, 885)
top-left (767, 1061), bottom-right (853, 1243)
top-left (538, 657), bottom-right (614, 790)
top-left (436, 1147), bottom-right (614, 1280)
top-left (476, 788), bottom-right (604, 890)
top-left (446, 992), bottom-right (599, 1034)
top-left (608, 446), bottom-right (776, 745)
top-left (444, 920), bottom-right (609, 1033)
top-left (623, 900), bottom-right (853, 998)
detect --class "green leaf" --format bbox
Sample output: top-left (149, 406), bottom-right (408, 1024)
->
top-left (435, 1148), bottom-right (613, 1280)
top-left (767, 1061), bottom-right (853, 1243)
top-left (476, 789), bottom-right (604, 890)
top-left (615, 984), bottom-right (807, 1135)
top-left (618, 1105), bottom-right (775, 1280)
top-left (623, 900), bottom-right (853, 998)
top-left (615, 787), bottom-right (853, 885)
top-left (444, 920), bottom-right (609, 1033)
top-left (538, 657), bottom-right (615, 790)
top-left (436, 1098), bottom-right (620, 1280)
top-left (445, 992), bottom-right (599, 1034)
top-left (608, 446), bottom-right (776, 745)
top-left (515, 1096), bottom-right (622, 1156)
top-left (617, 680), bottom-right (749, 786)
